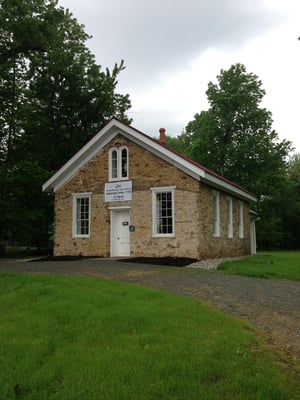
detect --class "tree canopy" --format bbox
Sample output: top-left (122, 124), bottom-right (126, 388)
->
top-left (0, 4), bottom-right (298, 252)
top-left (0, 0), bottom-right (131, 250)
top-left (167, 63), bottom-right (296, 248)
top-left (179, 64), bottom-right (291, 196)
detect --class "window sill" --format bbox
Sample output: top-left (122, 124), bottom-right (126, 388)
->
top-left (72, 235), bottom-right (90, 239)
top-left (109, 177), bottom-right (129, 182)
top-left (153, 234), bottom-right (175, 238)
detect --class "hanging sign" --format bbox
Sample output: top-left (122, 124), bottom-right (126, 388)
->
top-left (105, 181), bottom-right (132, 202)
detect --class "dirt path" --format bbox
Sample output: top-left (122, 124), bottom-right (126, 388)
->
top-left (0, 257), bottom-right (299, 364)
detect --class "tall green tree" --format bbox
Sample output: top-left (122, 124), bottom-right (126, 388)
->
top-left (170, 64), bottom-right (293, 248)
top-left (0, 0), bottom-right (131, 250)
top-left (185, 64), bottom-right (291, 196)
top-left (258, 153), bottom-right (300, 249)
top-left (22, 7), bottom-right (131, 171)
top-left (282, 154), bottom-right (300, 248)
top-left (0, 0), bottom-right (61, 64)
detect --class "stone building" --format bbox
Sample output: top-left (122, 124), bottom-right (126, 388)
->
top-left (42, 118), bottom-right (257, 259)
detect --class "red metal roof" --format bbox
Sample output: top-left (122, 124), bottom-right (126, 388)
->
top-left (112, 117), bottom-right (256, 199)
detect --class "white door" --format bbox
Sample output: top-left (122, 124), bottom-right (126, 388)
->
top-left (111, 209), bottom-right (130, 257)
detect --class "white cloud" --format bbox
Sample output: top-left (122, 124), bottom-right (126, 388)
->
top-left (59, 0), bottom-right (300, 151)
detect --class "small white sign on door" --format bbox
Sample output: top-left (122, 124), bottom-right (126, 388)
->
top-left (105, 181), bottom-right (132, 202)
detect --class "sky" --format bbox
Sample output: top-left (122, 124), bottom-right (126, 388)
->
top-left (59, 0), bottom-right (300, 153)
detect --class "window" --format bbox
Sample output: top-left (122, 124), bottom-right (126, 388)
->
top-left (151, 187), bottom-right (175, 237)
top-left (238, 201), bottom-right (244, 239)
top-left (111, 149), bottom-right (118, 179)
top-left (73, 193), bottom-right (91, 237)
top-left (109, 146), bottom-right (129, 181)
top-left (121, 147), bottom-right (128, 178)
top-left (227, 197), bottom-right (233, 238)
top-left (212, 191), bottom-right (220, 237)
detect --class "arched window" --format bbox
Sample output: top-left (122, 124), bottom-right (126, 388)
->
top-left (111, 149), bottom-right (118, 179)
top-left (120, 146), bottom-right (128, 179)
top-left (109, 146), bottom-right (129, 181)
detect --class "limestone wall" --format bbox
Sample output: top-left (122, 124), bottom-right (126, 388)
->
top-left (53, 134), bottom-right (251, 259)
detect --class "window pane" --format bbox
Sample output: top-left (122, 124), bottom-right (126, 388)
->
top-left (213, 193), bottom-right (220, 237)
top-left (227, 199), bottom-right (233, 238)
top-left (121, 148), bottom-right (128, 178)
top-left (239, 202), bottom-right (244, 238)
top-left (111, 150), bottom-right (118, 179)
top-left (156, 192), bottom-right (173, 234)
top-left (76, 197), bottom-right (89, 235)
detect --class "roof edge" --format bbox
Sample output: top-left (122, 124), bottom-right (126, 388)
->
top-left (42, 118), bottom-right (257, 202)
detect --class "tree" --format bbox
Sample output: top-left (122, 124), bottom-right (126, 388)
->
top-left (282, 154), bottom-right (300, 248)
top-left (0, 0), bottom-right (62, 64)
top-left (185, 64), bottom-right (291, 195)
top-left (0, 0), bottom-right (131, 250)
top-left (21, 7), bottom-right (131, 171)
top-left (170, 63), bottom-right (293, 248)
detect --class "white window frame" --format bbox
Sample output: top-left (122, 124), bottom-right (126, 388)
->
top-left (108, 146), bottom-right (129, 181)
top-left (238, 201), bottom-right (244, 239)
top-left (227, 197), bottom-right (233, 239)
top-left (109, 147), bottom-right (118, 181)
top-left (72, 193), bottom-right (91, 238)
top-left (151, 186), bottom-right (175, 238)
top-left (212, 191), bottom-right (220, 238)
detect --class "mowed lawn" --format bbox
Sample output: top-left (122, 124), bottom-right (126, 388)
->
top-left (218, 251), bottom-right (300, 280)
top-left (0, 273), bottom-right (299, 400)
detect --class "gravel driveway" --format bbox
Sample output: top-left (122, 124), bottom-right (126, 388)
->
top-left (0, 257), bottom-right (299, 364)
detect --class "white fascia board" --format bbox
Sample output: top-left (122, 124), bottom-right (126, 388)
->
top-left (42, 118), bottom-right (256, 202)
top-left (119, 127), bottom-right (205, 181)
top-left (120, 127), bottom-right (256, 201)
top-left (42, 118), bottom-right (204, 192)
top-left (201, 172), bottom-right (257, 202)
top-left (42, 121), bottom-right (119, 192)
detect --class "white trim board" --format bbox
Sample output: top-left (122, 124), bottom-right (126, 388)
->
top-left (42, 118), bottom-right (256, 202)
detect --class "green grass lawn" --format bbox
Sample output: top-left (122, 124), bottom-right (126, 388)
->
top-left (0, 273), bottom-right (299, 399)
top-left (217, 251), bottom-right (300, 280)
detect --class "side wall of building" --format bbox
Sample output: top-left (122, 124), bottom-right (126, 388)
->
top-left (198, 184), bottom-right (251, 258)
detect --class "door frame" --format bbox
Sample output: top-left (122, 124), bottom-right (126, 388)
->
top-left (109, 206), bottom-right (131, 257)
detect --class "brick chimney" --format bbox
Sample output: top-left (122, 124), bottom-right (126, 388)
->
top-left (159, 128), bottom-right (166, 145)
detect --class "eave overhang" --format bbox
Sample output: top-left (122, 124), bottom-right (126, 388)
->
top-left (42, 118), bottom-right (257, 203)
